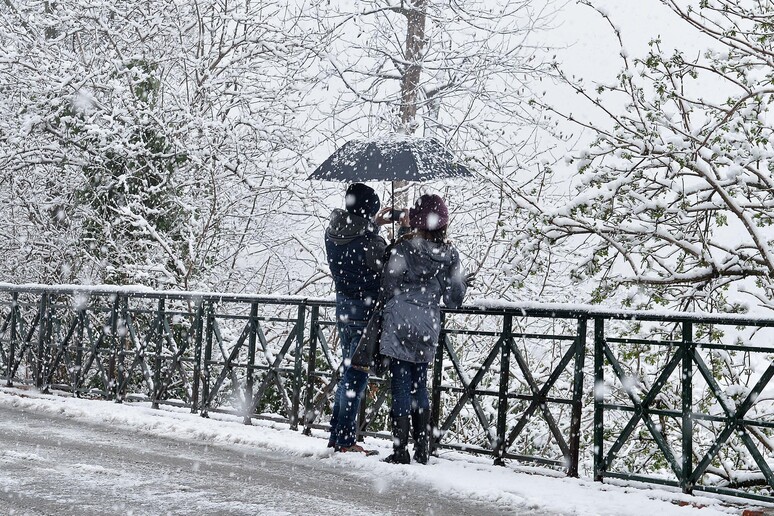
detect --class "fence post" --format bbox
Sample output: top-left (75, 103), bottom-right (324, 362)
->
top-left (568, 316), bottom-right (587, 477)
top-left (115, 296), bottom-right (130, 403)
top-left (290, 304), bottom-right (306, 431)
top-left (152, 298), bottom-right (164, 410)
top-left (244, 302), bottom-right (258, 425)
top-left (108, 295), bottom-right (120, 401)
top-left (430, 312), bottom-right (446, 456)
top-left (303, 305), bottom-right (320, 436)
top-left (74, 306), bottom-right (85, 395)
top-left (494, 314), bottom-right (512, 465)
top-left (593, 317), bottom-right (605, 482)
top-left (191, 300), bottom-right (204, 414)
top-left (682, 321), bottom-right (694, 494)
top-left (35, 293), bottom-right (49, 390)
top-left (201, 302), bottom-right (214, 418)
top-left (42, 295), bottom-right (56, 394)
top-left (7, 292), bottom-right (18, 387)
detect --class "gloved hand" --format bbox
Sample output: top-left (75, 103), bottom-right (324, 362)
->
top-left (464, 272), bottom-right (477, 288)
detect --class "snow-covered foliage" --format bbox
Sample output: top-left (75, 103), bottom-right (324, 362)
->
top-left (534, 0), bottom-right (774, 313)
top-left (0, 1), bottom-right (316, 289)
top-left (525, 0), bottom-right (774, 496)
top-left (0, 0), bottom-right (564, 303)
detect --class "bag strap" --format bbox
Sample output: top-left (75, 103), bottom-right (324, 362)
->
top-left (372, 262), bottom-right (390, 312)
top-left (373, 241), bottom-right (400, 312)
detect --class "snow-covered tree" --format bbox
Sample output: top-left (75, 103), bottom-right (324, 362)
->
top-left (304, 0), bottom-right (562, 301)
top-left (0, 0), bottom-right (317, 289)
top-left (525, 0), bottom-right (774, 490)
top-left (535, 0), bottom-right (774, 313)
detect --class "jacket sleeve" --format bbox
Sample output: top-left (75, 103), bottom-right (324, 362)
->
top-left (364, 233), bottom-right (388, 273)
top-left (441, 247), bottom-right (467, 308)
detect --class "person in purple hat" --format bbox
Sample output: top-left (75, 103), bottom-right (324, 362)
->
top-left (379, 194), bottom-right (472, 464)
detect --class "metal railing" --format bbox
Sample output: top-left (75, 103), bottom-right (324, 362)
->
top-left (591, 312), bottom-right (774, 503)
top-left (1, 283), bottom-right (773, 503)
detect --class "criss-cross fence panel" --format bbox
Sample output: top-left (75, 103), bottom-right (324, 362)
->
top-left (1, 291), bottom-right (44, 387)
top-left (0, 291), bottom-right (201, 403)
top-left (198, 297), bottom-right (313, 428)
top-left (301, 304), bottom-right (392, 439)
top-left (594, 312), bottom-right (774, 503)
top-left (430, 307), bottom-right (586, 475)
top-left (3, 284), bottom-right (774, 503)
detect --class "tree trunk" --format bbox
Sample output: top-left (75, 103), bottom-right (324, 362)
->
top-left (44, 2), bottom-right (58, 39)
top-left (393, 0), bottom-right (427, 210)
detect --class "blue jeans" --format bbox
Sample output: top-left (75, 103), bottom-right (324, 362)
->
top-left (389, 358), bottom-right (429, 418)
top-left (329, 321), bottom-right (370, 447)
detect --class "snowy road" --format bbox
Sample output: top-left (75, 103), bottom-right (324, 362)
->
top-left (0, 403), bottom-right (526, 516)
top-left (0, 388), bottom-right (750, 516)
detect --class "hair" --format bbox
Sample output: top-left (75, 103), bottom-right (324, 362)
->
top-left (417, 225), bottom-right (448, 244)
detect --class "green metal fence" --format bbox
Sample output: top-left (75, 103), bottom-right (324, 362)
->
top-left (592, 312), bottom-right (774, 503)
top-left (1, 284), bottom-right (773, 503)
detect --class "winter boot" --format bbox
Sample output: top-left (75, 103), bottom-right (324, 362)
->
top-left (411, 409), bottom-right (429, 465)
top-left (383, 415), bottom-right (411, 464)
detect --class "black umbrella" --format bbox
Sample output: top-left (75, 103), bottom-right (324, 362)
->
top-left (308, 136), bottom-right (473, 183)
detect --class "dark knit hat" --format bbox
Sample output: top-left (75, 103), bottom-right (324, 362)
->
top-left (345, 183), bottom-right (380, 218)
top-left (409, 194), bottom-right (449, 230)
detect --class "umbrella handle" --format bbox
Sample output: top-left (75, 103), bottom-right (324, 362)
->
top-left (391, 181), bottom-right (396, 243)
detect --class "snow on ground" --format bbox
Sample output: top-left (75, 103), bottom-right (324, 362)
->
top-left (0, 386), bottom-right (761, 516)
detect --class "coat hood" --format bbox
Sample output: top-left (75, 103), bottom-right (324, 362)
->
top-left (326, 208), bottom-right (377, 245)
top-left (396, 236), bottom-right (456, 281)
top-left (379, 235), bottom-right (466, 363)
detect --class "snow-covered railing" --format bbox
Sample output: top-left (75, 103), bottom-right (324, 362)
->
top-left (1, 283), bottom-right (773, 503)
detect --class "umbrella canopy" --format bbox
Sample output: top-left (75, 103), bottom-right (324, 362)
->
top-left (308, 136), bottom-right (472, 182)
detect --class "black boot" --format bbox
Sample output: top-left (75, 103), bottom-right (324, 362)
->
top-left (411, 409), bottom-right (429, 465)
top-left (383, 415), bottom-right (411, 464)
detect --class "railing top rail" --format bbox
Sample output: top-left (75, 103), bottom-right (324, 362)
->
top-left (3, 283), bottom-right (774, 327)
top-left (461, 299), bottom-right (774, 327)
top-left (0, 282), bottom-right (335, 307)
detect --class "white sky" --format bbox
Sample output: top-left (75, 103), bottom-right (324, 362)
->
top-left (539, 0), bottom-right (721, 131)
top-left (551, 0), bottom-right (708, 81)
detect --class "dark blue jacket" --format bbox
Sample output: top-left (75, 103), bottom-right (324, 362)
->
top-left (325, 209), bottom-right (387, 322)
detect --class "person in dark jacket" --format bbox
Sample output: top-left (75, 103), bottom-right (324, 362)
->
top-left (325, 183), bottom-right (391, 454)
top-left (380, 194), bottom-right (469, 464)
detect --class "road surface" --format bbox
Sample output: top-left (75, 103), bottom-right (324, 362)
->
top-left (0, 404), bottom-right (541, 515)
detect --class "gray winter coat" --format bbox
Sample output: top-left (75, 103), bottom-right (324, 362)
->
top-left (379, 235), bottom-right (466, 364)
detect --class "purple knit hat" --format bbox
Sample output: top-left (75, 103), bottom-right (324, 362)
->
top-left (409, 194), bottom-right (449, 230)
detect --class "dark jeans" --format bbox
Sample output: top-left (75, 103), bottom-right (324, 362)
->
top-left (329, 321), bottom-right (370, 447)
top-left (389, 358), bottom-right (429, 418)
